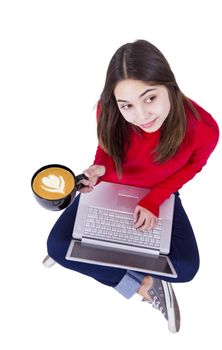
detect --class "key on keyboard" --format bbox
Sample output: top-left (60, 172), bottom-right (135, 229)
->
top-left (83, 207), bottom-right (162, 249)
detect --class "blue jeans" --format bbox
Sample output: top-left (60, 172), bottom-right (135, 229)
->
top-left (47, 192), bottom-right (199, 298)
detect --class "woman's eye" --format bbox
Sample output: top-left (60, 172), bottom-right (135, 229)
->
top-left (145, 96), bottom-right (156, 103)
top-left (121, 104), bottom-right (132, 110)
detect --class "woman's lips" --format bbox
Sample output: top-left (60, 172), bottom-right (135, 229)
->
top-left (140, 118), bottom-right (157, 129)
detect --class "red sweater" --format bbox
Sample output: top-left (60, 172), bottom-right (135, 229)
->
top-left (93, 100), bottom-right (219, 217)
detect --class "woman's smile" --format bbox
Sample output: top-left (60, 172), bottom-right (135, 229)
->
top-left (139, 117), bottom-right (159, 129)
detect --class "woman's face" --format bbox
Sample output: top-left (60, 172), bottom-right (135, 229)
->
top-left (114, 79), bottom-right (171, 133)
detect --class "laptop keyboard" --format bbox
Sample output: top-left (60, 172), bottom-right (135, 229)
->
top-left (83, 207), bottom-right (162, 249)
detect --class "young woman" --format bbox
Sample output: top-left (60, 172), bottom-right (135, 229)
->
top-left (47, 40), bottom-right (219, 333)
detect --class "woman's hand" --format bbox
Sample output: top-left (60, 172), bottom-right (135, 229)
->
top-left (133, 205), bottom-right (158, 231)
top-left (78, 165), bottom-right (105, 193)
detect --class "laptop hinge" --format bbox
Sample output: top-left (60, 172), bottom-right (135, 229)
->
top-left (81, 237), bottom-right (159, 255)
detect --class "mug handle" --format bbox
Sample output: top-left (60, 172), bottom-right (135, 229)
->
top-left (76, 174), bottom-right (89, 191)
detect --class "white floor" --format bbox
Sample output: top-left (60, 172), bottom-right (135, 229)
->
top-left (1, 1), bottom-right (222, 349)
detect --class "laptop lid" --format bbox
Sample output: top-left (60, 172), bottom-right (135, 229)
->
top-left (66, 240), bottom-right (177, 278)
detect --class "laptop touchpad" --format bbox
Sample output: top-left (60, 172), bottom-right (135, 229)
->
top-left (117, 193), bottom-right (139, 211)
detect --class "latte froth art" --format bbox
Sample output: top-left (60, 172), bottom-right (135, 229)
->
top-left (32, 167), bottom-right (75, 200)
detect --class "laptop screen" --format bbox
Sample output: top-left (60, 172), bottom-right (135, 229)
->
top-left (66, 240), bottom-right (177, 278)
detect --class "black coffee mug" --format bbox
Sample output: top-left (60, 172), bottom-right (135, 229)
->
top-left (31, 164), bottom-right (88, 211)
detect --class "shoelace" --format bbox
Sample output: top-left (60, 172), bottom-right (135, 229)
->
top-left (152, 296), bottom-right (166, 317)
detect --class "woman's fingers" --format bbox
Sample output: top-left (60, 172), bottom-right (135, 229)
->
top-left (140, 216), bottom-right (157, 230)
top-left (133, 205), bottom-right (158, 231)
top-left (78, 176), bottom-right (98, 187)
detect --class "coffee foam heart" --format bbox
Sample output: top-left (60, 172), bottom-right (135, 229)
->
top-left (41, 174), bottom-right (65, 194)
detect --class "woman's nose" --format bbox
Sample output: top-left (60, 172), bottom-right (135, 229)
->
top-left (135, 107), bottom-right (150, 122)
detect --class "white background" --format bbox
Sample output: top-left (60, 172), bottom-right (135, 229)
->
top-left (1, 0), bottom-right (221, 348)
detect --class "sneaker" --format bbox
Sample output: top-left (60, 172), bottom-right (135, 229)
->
top-left (142, 278), bottom-right (180, 333)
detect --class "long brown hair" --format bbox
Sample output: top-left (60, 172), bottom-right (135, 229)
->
top-left (97, 39), bottom-right (200, 176)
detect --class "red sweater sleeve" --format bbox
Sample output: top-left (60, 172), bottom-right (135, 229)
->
top-left (93, 144), bottom-right (110, 166)
top-left (138, 119), bottom-right (219, 217)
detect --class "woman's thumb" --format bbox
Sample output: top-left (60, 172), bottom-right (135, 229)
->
top-left (95, 165), bottom-right (106, 176)
top-left (133, 206), bottom-right (140, 223)
top-left (84, 165), bottom-right (105, 178)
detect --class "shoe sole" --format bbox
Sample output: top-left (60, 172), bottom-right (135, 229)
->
top-left (162, 281), bottom-right (180, 333)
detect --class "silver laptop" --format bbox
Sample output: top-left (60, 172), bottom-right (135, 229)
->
top-left (66, 181), bottom-right (177, 278)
